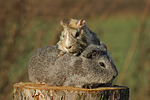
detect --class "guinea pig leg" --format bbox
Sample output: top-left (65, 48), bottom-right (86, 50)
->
top-left (58, 51), bottom-right (66, 57)
top-left (73, 52), bottom-right (81, 56)
top-left (82, 84), bottom-right (93, 89)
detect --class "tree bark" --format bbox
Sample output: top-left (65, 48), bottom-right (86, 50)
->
top-left (13, 82), bottom-right (129, 100)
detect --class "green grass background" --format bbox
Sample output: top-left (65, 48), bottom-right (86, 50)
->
top-left (5, 17), bottom-right (149, 99)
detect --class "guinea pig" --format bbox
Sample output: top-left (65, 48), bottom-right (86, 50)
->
top-left (57, 19), bottom-right (100, 57)
top-left (28, 44), bottom-right (118, 88)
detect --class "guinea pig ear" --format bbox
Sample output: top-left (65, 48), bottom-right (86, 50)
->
top-left (77, 19), bottom-right (86, 28)
top-left (100, 42), bottom-right (107, 52)
top-left (82, 50), bottom-right (98, 59)
top-left (60, 20), bottom-right (67, 27)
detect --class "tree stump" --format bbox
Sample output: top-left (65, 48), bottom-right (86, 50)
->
top-left (13, 82), bottom-right (129, 100)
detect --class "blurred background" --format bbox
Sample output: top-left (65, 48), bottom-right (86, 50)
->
top-left (0, 0), bottom-right (150, 99)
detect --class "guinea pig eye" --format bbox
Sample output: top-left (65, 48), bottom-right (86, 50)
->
top-left (99, 62), bottom-right (105, 68)
top-left (75, 32), bottom-right (80, 37)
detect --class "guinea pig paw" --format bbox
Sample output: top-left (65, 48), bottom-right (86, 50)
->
top-left (58, 51), bottom-right (66, 57)
top-left (73, 52), bottom-right (81, 56)
top-left (82, 84), bottom-right (93, 89)
top-left (58, 54), bottom-right (63, 57)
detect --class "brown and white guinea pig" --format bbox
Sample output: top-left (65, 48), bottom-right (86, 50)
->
top-left (57, 19), bottom-right (100, 56)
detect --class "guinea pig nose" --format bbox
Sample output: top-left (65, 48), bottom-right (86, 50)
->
top-left (113, 75), bottom-right (116, 79)
top-left (113, 71), bottom-right (118, 79)
top-left (66, 46), bottom-right (72, 49)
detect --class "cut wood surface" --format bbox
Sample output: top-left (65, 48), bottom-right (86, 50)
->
top-left (13, 82), bottom-right (129, 100)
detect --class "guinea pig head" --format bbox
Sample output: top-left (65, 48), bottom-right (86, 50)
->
top-left (80, 44), bottom-right (118, 87)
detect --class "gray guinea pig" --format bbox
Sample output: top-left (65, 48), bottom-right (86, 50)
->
top-left (28, 44), bottom-right (118, 88)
